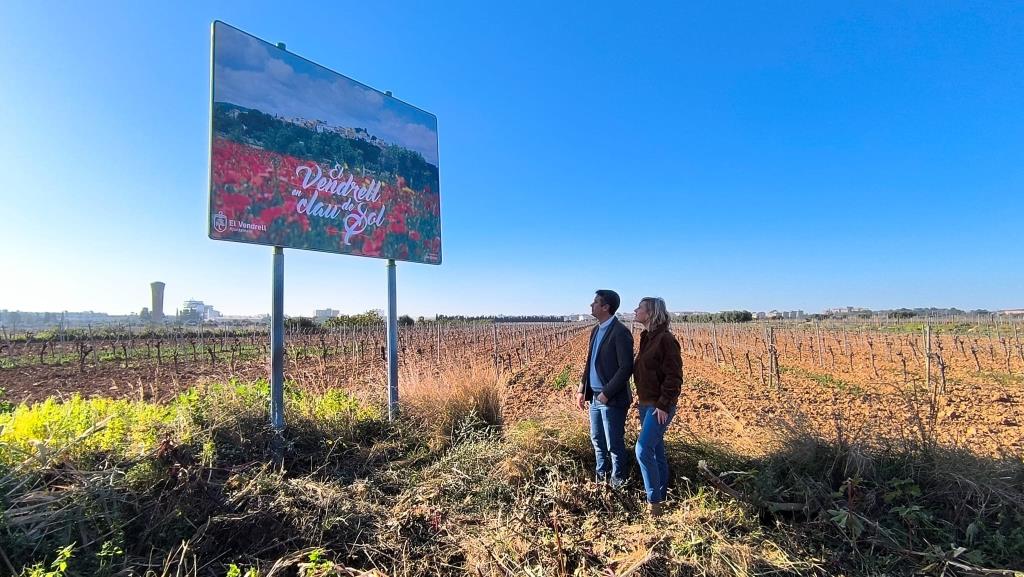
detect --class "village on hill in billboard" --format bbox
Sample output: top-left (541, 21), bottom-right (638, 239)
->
top-left (208, 21), bottom-right (441, 264)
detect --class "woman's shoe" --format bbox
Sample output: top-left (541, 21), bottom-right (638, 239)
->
top-left (649, 502), bottom-right (664, 517)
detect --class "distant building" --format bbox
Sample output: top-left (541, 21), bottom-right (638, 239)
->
top-left (180, 299), bottom-right (221, 323)
top-left (63, 311), bottom-right (113, 323)
top-left (2, 310), bottom-right (125, 328)
top-left (150, 281), bottom-right (165, 322)
top-left (999, 309), bottom-right (1024, 317)
top-left (316, 308), bottom-right (340, 322)
top-left (825, 306), bottom-right (871, 317)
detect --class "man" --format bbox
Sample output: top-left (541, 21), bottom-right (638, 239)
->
top-left (577, 289), bottom-right (634, 487)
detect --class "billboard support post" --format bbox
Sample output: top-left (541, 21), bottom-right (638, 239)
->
top-left (384, 90), bottom-right (400, 422)
top-left (269, 39), bottom-right (287, 443)
top-left (271, 246), bottom-right (285, 433)
top-left (387, 258), bottom-right (399, 420)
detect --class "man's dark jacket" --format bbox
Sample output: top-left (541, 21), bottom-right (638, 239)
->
top-left (578, 318), bottom-right (634, 408)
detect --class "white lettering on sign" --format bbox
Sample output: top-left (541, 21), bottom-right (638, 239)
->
top-left (292, 163), bottom-right (386, 244)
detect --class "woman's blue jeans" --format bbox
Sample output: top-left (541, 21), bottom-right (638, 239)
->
top-left (589, 397), bottom-right (628, 485)
top-left (635, 404), bottom-right (676, 503)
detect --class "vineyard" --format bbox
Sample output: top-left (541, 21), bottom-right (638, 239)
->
top-left (2, 318), bottom-right (1021, 455)
top-left (1, 318), bottom-right (1022, 575)
top-left (0, 322), bottom-right (592, 404)
top-left (667, 320), bottom-right (1024, 458)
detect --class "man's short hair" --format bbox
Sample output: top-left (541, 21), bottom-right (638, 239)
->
top-left (595, 290), bottom-right (621, 315)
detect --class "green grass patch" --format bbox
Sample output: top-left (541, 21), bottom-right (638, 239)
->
top-left (976, 370), bottom-right (1024, 388)
top-left (550, 365), bottom-right (573, 390)
top-left (877, 321), bottom-right (1018, 338)
top-left (782, 366), bottom-right (865, 395)
top-left (0, 344), bottom-right (272, 369)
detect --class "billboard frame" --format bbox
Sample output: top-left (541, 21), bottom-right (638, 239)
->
top-left (207, 19), bottom-right (442, 266)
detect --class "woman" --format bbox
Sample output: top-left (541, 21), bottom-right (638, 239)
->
top-left (632, 297), bottom-right (683, 517)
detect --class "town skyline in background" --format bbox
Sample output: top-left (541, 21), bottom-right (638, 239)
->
top-left (2, 278), bottom-right (1021, 330)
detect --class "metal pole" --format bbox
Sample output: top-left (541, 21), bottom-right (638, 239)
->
top-left (924, 324), bottom-right (931, 393)
top-left (493, 323), bottom-right (499, 382)
top-left (270, 246), bottom-right (285, 431)
top-left (268, 37), bottom-right (288, 438)
top-left (386, 259), bottom-right (399, 420)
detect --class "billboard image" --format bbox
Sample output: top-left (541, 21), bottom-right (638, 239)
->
top-left (208, 21), bottom-right (441, 264)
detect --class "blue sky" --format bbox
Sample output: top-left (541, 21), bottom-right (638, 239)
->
top-left (1, 1), bottom-right (1021, 317)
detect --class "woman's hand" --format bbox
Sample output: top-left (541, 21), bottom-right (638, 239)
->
top-left (655, 408), bottom-right (668, 424)
top-left (597, 392), bottom-right (609, 404)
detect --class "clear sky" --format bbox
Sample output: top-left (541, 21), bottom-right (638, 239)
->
top-left (1, 1), bottom-right (1022, 317)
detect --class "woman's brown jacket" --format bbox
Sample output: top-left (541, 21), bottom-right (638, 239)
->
top-left (633, 324), bottom-right (683, 412)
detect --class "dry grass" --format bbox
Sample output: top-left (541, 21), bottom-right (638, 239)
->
top-left (399, 364), bottom-right (503, 451)
top-left (1, 376), bottom-right (1022, 577)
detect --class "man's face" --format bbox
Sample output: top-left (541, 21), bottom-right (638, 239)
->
top-left (591, 296), bottom-right (607, 319)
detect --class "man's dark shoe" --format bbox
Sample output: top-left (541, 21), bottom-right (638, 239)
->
top-left (649, 502), bottom-right (665, 518)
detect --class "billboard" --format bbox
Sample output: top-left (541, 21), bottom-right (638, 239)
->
top-left (208, 21), bottom-right (441, 264)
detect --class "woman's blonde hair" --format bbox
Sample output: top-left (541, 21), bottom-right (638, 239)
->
top-left (639, 297), bottom-right (670, 330)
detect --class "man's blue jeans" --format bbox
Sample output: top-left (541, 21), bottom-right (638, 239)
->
top-left (589, 397), bottom-right (628, 485)
top-left (636, 404), bottom-right (676, 503)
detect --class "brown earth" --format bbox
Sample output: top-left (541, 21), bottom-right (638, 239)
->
top-left (501, 327), bottom-right (1024, 460)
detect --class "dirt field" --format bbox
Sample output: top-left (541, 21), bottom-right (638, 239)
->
top-left (517, 323), bottom-right (1024, 459)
